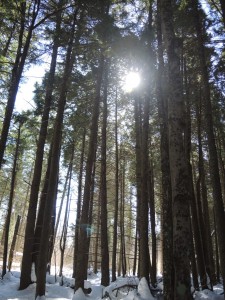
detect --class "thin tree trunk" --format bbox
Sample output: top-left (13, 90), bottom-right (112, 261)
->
top-left (134, 96), bottom-right (142, 279)
top-left (59, 150), bottom-right (74, 278)
top-left (148, 160), bottom-right (157, 286)
top-left (100, 62), bottom-right (110, 287)
top-left (2, 123), bottom-right (21, 278)
top-left (94, 193), bottom-right (101, 274)
top-left (112, 88), bottom-right (119, 282)
top-left (73, 128), bottom-right (86, 278)
top-left (139, 95), bottom-right (150, 283)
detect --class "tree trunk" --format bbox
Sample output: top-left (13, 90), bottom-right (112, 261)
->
top-left (100, 62), bottom-right (110, 287)
top-left (184, 64), bottom-right (208, 289)
top-left (59, 149), bottom-right (74, 278)
top-left (112, 88), bottom-right (119, 282)
top-left (196, 97), bottom-right (217, 286)
top-left (160, 0), bottom-right (192, 298)
top-left (2, 122), bottom-right (21, 278)
top-left (35, 8), bottom-right (78, 297)
top-left (19, 3), bottom-right (62, 288)
top-left (191, 0), bottom-right (225, 287)
top-left (8, 215), bottom-right (21, 271)
top-left (74, 52), bottom-right (105, 291)
top-left (139, 95), bottom-right (150, 283)
top-left (73, 128), bottom-right (86, 278)
top-left (134, 96), bottom-right (142, 279)
top-left (156, 1), bottom-right (173, 297)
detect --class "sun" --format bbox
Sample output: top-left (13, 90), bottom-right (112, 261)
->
top-left (123, 71), bottom-right (141, 93)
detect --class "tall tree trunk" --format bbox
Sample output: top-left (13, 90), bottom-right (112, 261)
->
top-left (73, 128), bottom-right (86, 278)
top-left (94, 193), bottom-right (101, 274)
top-left (19, 2), bottom-right (62, 288)
top-left (148, 160), bottom-right (157, 286)
top-left (59, 149), bottom-right (74, 278)
top-left (112, 88), bottom-right (119, 282)
top-left (191, 0), bottom-right (225, 287)
top-left (134, 96), bottom-right (142, 279)
top-left (139, 95), bottom-right (150, 283)
top-left (2, 122), bottom-right (21, 278)
top-left (156, 1), bottom-right (173, 298)
top-left (35, 8), bottom-right (78, 297)
top-left (196, 97), bottom-right (217, 285)
top-left (160, 0), bottom-right (192, 298)
top-left (100, 62), bottom-right (110, 286)
top-left (0, 0), bottom-right (40, 168)
top-left (74, 51), bottom-right (105, 291)
top-left (184, 63), bottom-right (208, 289)
top-left (120, 159), bottom-right (126, 277)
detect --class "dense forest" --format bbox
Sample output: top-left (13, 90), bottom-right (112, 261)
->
top-left (0, 0), bottom-right (225, 299)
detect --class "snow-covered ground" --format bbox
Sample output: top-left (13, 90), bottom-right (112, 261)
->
top-left (0, 268), bottom-right (224, 300)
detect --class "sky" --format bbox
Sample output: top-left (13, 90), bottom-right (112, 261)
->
top-left (15, 65), bottom-right (46, 113)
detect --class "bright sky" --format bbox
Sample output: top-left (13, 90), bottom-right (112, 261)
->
top-left (15, 65), bottom-right (46, 112)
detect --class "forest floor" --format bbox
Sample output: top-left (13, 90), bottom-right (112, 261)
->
top-left (0, 265), bottom-right (224, 300)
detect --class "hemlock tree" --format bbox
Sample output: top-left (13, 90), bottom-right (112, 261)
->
top-left (160, 0), bottom-right (192, 298)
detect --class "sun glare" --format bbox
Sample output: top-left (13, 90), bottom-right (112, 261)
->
top-left (123, 71), bottom-right (141, 93)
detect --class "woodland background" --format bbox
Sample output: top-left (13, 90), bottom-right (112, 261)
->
top-left (0, 0), bottom-right (225, 299)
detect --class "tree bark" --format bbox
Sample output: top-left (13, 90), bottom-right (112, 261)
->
top-left (156, 0), bottom-right (173, 298)
top-left (160, 0), bottom-right (192, 298)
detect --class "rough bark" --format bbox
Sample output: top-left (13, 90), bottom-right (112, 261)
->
top-left (156, 0), bottom-right (173, 298)
top-left (160, 0), bottom-right (192, 298)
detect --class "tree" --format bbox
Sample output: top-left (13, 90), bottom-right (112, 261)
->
top-left (100, 61), bottom-right (110, 287)
top-left (19, 0), bottom-right (63, 288)
top-left (160, 0), bottom-right (192, 298)
top-left (35, 6), bottom-right (78, 296)
top-left (190, 0), bottom-right (225, 289)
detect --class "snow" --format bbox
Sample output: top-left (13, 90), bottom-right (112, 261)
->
top-left (0, 268), bottom-right (224, 300)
